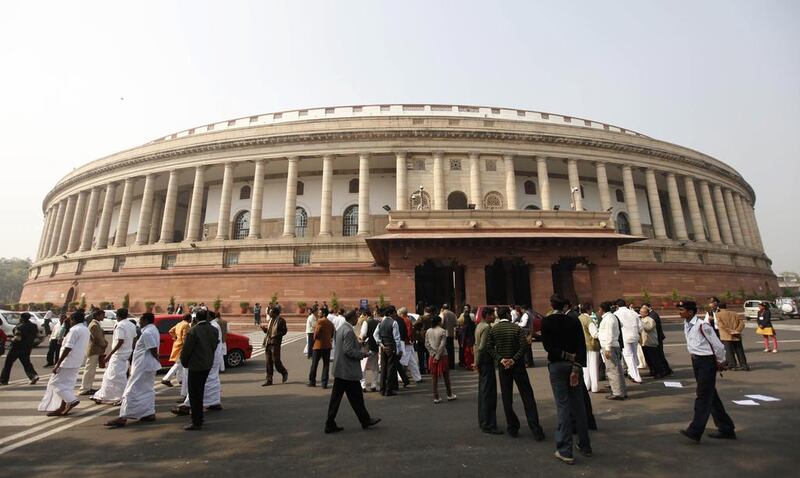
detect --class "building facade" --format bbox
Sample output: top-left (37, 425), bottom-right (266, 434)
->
top-left (21, 104), bottom-right (777, 315)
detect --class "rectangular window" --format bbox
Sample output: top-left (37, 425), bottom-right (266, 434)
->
top-left (75, 260), bottom-right (85, 276)
top-left (112, 257), bottom-right (125, 273)
top-left (485, 159), bottom-right (497, 172)
top-left (223, 251), bottom-right (239, 268)
top-left (415, 159), bottom-right (426, 171)
top-left (449, 159), bottom-right (462, 171)
top-left (161, 254), bottom-right (177, 270)
top-left (294, 248), bottom-right (311, 266)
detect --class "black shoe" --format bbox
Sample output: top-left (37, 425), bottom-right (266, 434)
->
top-left (262, 381), bottom-right (273, 386)
top-left (282, 372), bottom-right (288, 383)
top-left (79, 389), bottom-right (97, 396)
top-left (532, 427), bottom-right (546, 441)
top-left (171, 406), bottom-right (191, 416)
top-left (362, 418), bottom-right (381, 429)
top-left (577, 445), bottom-right (592, 457)
top-left (322, 384), bottom-right (328, 389)
top-left (206, 404), bottom-right (223, 411)
top-left (161, 380), bottom-right (173, 387)
top-left (707, 430), bottom-right (736, 440)
top-left (741, 366), bottom-right (751, 371)
top-left (385, 391), bottom-right (397, 396)
top-left (184, 424), bottom-right (203, 431)
top-left (324, 425), bottom-right (344, 434)
top-left (508, 429), bottom-right (519, 438)
top-left (679, 429), bottom-right (700, 443)
top-left (307, 382), bottom-right (316, 387)
top-left (482, 428), bottom-right (504, 435)
top-left (605, 394), bottom-right (625, 401)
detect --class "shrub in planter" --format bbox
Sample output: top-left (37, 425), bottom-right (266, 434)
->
top-left (44, 302), bottom-right (54, 310)
top-left (240, 301), bottom-right (250, 313)
top-left (122, 293), bottom-right (130, 309)
top-left (213, 296), bottom-right (222, 312)
top-left (670, 288), bottom-right (680, 302)
top-left (269, 292), bottom-right (278, 308)
top-left (297, 301), bottom-right (307, 313)
top-left (145, 301), bottom-right (156, 312)
top-left (99, 301), bottom-right (110, 310)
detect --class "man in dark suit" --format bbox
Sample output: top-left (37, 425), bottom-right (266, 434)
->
top-left (177, 308), bottom-right (219, 431)
top-left (261, 306), bottom-right (288, 386)
top-left (0, 312), bottom-right (39, 385)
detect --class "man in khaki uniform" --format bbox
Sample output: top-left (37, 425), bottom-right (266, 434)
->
top-left (715, 303), bottom-right (749, 371)
top-left (79, 309), bottom-right (108, 395)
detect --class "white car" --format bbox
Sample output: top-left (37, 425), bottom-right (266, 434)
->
top-left (99, 310), bottom-right (139, 334)
top-left (743, 300), bottom-right (785, 321)
top-left (0, 310), bottom-right (45, 346)
top-left (775, 297), bottom-right (799, 318)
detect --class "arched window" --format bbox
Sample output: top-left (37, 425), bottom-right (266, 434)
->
top-left (524, 180), bottom-right (537, 195)
top-left (616, 212), bottom-right (631, 235)
top-left (524, 204), bottom-right (540, 210)
top-left (343, 205), bottom-right (358, 236)
top-left (349, 178), bottom-right (359, 194)
top-left (580, 185), bottom-right (585, 199)
top-left (233, 210), bottom-right (250, 239)
top-left (295, 207), bottom-right (308, 237)
top-left (615, 189), bottom-right (625, 203)
top-left (447, 191), bottom-right (468, 210)
top-left (297, 181), bottom-right (304, 196)
top-left (483, 191), bottom-right (504, 209)
top-left (239, 185), bottom-right (251, 200)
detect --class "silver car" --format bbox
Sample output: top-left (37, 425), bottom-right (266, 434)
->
top-left (743, 300), bottom-right (785, 321)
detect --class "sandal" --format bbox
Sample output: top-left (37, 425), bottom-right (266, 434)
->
top-left (104, 418), bottom-right (127, 428)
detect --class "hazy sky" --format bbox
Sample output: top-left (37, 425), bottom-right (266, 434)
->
top-left (1, 1), bottom-right (797, 272)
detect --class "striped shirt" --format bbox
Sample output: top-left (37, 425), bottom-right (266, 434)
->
top-left (487, 319), bottom-right (527, 364)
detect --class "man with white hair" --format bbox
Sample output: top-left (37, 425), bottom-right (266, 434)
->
top-left (398, 307), bottom-right (422, 383)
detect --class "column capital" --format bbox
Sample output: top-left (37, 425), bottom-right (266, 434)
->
top-left (393, 151), bottom-right (407, 159)
top-left (502, 153), bottom-right (515, 161)
top-left (287, 156), bottom-right (299, 163)
top-left (358, 152), bottom-right (371, 160)
top-left (431, 151), bottom-right (444, 158)
top-left (467, 151), bottom-right (480, 159)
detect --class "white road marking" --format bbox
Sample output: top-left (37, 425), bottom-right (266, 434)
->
top-left (0, 401), bottom-right (44, 410)
top-left (0, 416), bottom-right (52, 427)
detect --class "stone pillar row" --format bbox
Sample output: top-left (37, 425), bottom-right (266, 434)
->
top-left (36, 153), bottom-right (767, 259)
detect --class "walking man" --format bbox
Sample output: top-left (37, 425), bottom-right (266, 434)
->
top-left (476, 307), bottom-right (502, 434)
top-left (487, 306), bottom-right (545, 439)
top-left (261, 305), bottom-right (288, 386)
top-left (542, 295), bottom-right (591, 465)
top-left (92, 308), bottom-right (137, 404)
top-left (38, 310), bottom-right (90, 416)
top-left (359, 309), bottom-right (379, 392)
top-left (178, 308), bottom-right (219, 430)
top-left (678, 300), bottom-right (736, 442)
top-left (104, 313), bottom-right (160, 428)
top-left (254, 303), bottom-right (262, 325)
top-left (374, 306), bottom-right (402, 396)
top-left (79, 309), bottom-right (107, 395)
top-left (162, 313), bottom-right (192, 387)
top-left (44, 314), bottom-right (65, 368)
top-left (0, 312), bottom-right (39, 385)
top-left (716, 303), bottom-right (749, 371)
top-left (441, 304), bottom-right (457, 370)
top-left (325, 310), bottom-right (381, 433)
top-left (598, 302), bottom-right (627, 400)
top-left (613, 299), bottom-right (642, 383)
top-left (309, 308), bottom-right (335, 388)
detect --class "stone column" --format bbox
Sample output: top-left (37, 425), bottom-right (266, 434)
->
top-left (216, 162), bottom-right (235, 240)
top-left (621, 165), bottom-right (643, 235)
top-left (319, 155), bottom-right (334, 236)
top-left (185, 167), bottom-right (206, 242)
top-left (665, 173), bottom-right (689, 241)
top-left (96, 182), bottom-right (117, 250)
top-left (536, 157), bottom-right (551, 210)
top-left (698, 180), bottom-right (722, 244)
top-left (135, 173), bottom-right (157, 245)
top-left (159, 170), bottom-right (180, 243)
top-left (57, 195), bottom-right (77, 254)
top-left (745, 200), bottom-right (765, 251)
top-left (148, 196), bottom-right (163, 244)
top-left (248, 159), bottom-right (265, 239)
top-left (644, 169), bottom-right (668, 239)
top-left (432, 152), bottom-right (444, 210)
top-left (732, 194), bottom-right (753, 248)
top-left (395, 152), bottom-right (407, 211)
top-left (683, 176), bottom-right (706, 242)
top-left (596, 162), bottom-right (611, 212)
top-left (468, 152), bottom-right (482, 209)
top-left (48, 200), bottom-right (67, 257)
top-left (282, 157), bottom-right (299, 237)
top-left (357, 153), bottom-right (371, 236)
top-left (114, 178), bottom-right (136, 247)
top-left (723, 189), bottom-right (745, 246)
top-left (79, 186), bottom-right (101, 252)
top-left (712, 185), bottom-right (734, 245)
top-left (36, 209), bottom-right (52, 260)
top-left (67, 191), bottom-right (88, 253)
top-left (504, 154), bottom-right (517, 210)
top-left (567, 158), bottom-right (582, 211)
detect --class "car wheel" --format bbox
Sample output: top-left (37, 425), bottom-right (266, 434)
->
top-left (226, 349), bottom-right (245, 368)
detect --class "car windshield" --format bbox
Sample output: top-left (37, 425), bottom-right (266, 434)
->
top-left (744, 301), bottom-right (760, 308)
top-left (0, 312), bottom-right (22, 325)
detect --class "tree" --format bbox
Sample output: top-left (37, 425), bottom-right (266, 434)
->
top-left (0, 257), bottom-right (32, 304)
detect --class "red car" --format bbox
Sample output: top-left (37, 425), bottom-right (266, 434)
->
top-left (473, 305), bottom-right (544, 341)
top-left (154, 315), bottom-right (253, 368)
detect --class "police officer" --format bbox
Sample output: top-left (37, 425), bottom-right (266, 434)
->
top-left (678, 300), bottom-right (736, 442)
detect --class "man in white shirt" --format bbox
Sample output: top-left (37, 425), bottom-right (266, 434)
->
top-left (92, 308), bottom-right (137, 404)
top-left (38, 310), bottom-right (91, 416)
top-left (677, 300), bottom-right (736, 443)
top-left (598, 302), bottom-right (627, 400)
top-left (305, 308), bottom-right (318, 358)
top-left (613, 299), bottom-right (642, 383)
top-left (331, 309), bottom-right (346, 331)
top-left (703, 297), bottom-right (721, 337)
top-left (105, 312), bottom-right (161, 428)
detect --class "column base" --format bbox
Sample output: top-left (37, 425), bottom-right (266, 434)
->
top-left (356, 232), bottom-right (370, 237)
top-left (318, 232), bottom-right (332, 237)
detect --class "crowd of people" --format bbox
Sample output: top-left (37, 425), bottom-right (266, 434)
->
top-left (1, 292), bottom-right (777, 463)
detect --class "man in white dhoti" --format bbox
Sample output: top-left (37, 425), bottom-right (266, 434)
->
top-left (38, 310), bottom-right (90, 417)
top-left (613, 299), bottom-right (643, 384)
top-left (398, 308), bottom-right (422, 383)
top-left (359, 311), bottom-right (379, 392)
top-left (91, 308), bottom-right (137, 405)
top-left (174, 310), bottom-right (223, 414)
top-left (104, 313), bottom-right (160, 428)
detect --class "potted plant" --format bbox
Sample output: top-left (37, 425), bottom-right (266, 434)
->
top-left (670, 288), bottom-right (680, 302)
top-left (641, 290), bottom-right (651, 306)
top-left (44, 301), bottom-right (54, 311)
top-left (213, 295), bottom-right (222, 312)
top-left (330, 292), bottom-right (339, 312)
top-left (297, 301), bottom-right (307, 314)
top-left (145, 301), bottom-right (155, 313)
top-left (377, 293), bottom-right (386, 309)
top-left (122, 293), bottom-right (130, 310)
top-left (240, 301), bottom-right (250, 314)
top-left (169, 296), bottom-right (176, 312)
top-left (269, 292), bottom-right (279, 308)
top-left (735, 287), bottom-right (746, 305)
top-left (99, 301), bottom-right (110, 310)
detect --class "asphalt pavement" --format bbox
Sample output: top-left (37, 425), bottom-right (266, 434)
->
top-left (0, 321), bottom-right (798, 477)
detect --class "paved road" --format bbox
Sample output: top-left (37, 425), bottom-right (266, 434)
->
top-left (0, 323), bottom-right (798, 477)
